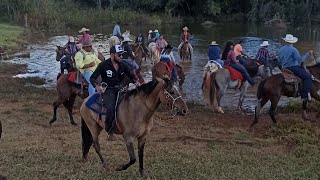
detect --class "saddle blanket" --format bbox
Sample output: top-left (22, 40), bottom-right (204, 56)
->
top-left (224, 65), bottom-right (244, 81)
top-left (85, 93), bottom-right (108, 128)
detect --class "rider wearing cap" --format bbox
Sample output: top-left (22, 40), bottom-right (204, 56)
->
top-left (178, 26), bottom-right (193, 60)
top-left (90, 45), bottom-right (139, 141)
top-left (161, 44), bottom-right (179, 84)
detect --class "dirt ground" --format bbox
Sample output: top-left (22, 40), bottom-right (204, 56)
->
top-left (0, 63), bottom-right (320, 180)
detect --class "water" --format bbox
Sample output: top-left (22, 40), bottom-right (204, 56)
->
top-left (9, 22), bottom-right (320, 112)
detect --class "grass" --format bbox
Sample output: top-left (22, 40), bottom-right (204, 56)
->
top-left (0, 23), bottom-right (25, 52)
top-left (1, 63), bottom-right (320, 179)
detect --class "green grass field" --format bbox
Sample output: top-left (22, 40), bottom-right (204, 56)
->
top-left (0, 23), bottom-right (24, 51)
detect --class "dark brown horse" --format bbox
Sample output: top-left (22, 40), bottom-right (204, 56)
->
top-left (80, 78), bottom-right (188, 179)
top-left (55, 46), bottom-right (77, 73)
top-left (252, 63), bottom-right (320, 127)
top-left (180, 42), bottom-right (191, 61)
top-left (152, 62), bottom-right (185, 88)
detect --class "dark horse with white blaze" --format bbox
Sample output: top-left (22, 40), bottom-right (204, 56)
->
top-left (252, 61), bottom-right (320, 127)
top-left (80, 78), bottom-right (188, 179)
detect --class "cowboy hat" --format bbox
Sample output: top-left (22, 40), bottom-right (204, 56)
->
top-left (82, 40), bottom-right (92, 47)
top-left (182, 26), bottom-right (189, 31)
top-left (154, 29), bottom-right (159, 33)
top-left (260, 41), bottom-right (270, 47)
top-left (209, 41), bottom-right (218, 45)
top-left (282, 34), bottom-right (298, 43)
top-left (78, 27), bottom-right (90, 33)
top-left (148, 30), bottom-right (153, 33)
top-left (122, 37), bottom-right (133, 42)
top-left (68, 36), bottom-right (75, 43)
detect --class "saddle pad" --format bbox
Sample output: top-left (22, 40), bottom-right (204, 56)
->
top-left (160, 59), bottom-right (172, 72)
top-left (282, 69), bottom-right (300, 83)
top-left (224, 65), bottom-right (244, 81)
top-left (68, 72), bottom-right (77, 82)
top-left (85, 93), bottom-right (108, 116)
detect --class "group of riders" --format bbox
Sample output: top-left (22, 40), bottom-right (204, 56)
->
top-left (207, 33), bottom-right (313, 103)
top-left (57, 21), bottom-right (313, 140)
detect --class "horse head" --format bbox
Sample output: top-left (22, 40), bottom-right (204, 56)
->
top-left (56, 46), bottom-right (65, 61)
top-left (158, 77), bottom-right (188, 115)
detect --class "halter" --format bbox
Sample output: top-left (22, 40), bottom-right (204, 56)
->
top-left (163, 87), bottom-right (183, 113)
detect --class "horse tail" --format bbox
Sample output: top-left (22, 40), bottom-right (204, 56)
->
top-left (81, 118), bottom-right (92, 158)
top-left (257, 79), bottom-right (266, 100)
top-left (209, 72), bottom-right (217, 106)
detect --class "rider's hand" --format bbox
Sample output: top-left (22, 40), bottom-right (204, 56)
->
top-left (95, 86), bottom-right (103, 93)
top-left (89, 61), bottom-right (95, 67)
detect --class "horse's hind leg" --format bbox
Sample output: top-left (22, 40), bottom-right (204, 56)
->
top-left (49, 98), bottom-right (64, 125)
top-left (269, 96), bottom-right (280, 124)
top-left (92, 127), bottom-right (106, 168)
top-left (63, 94), bottom-right (77, 126)
top-left (116, 136), bottom-right (136, 171)
top-left (251, 97), bottom-right (269, 127)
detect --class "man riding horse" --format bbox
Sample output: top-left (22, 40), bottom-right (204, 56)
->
top-left (59, 36), bottom-right (79, 74)
top-left (160, 44), bottom-right (179, 84)
top-left (135, 32), bottom-right (149, 55)
top-left (75, 40), bottom-right (102, 96)
top-left (178, 26), bottom-right (193, 60)
top-left (279, 34), bottom-right (313, 102)
top-left (90, 45), bottom-right (140, 141)
top-left (113, 21), bottom-right (124, 41)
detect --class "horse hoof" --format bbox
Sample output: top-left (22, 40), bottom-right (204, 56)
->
top-left (49, 118), bottom-right (56, 125)
top-left (115, 165), bottom-right (125, 171)
top-left (70, 121), bottom-right (78, 126)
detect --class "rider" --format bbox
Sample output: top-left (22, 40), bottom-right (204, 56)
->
top-left (113, 21), bottom-right (124, 41)
top-left (279, 34), bottom-right (313, 101)
top-left (222, 41), bottom-right (255, 86)
top-left (147, 30), bottom-right (153, 43)
top-left (59, 36), bottom-right (79, 73)
top-left (255, 40), bottom-right (276, 72)
top-left (74, 40), bottom-right (101, 96)
top-left (208, 41), bottom-right (224, 67)
top-left (178, 26), bottom-right (193, 60)
top-left (234, 40), bottom-right (249, 67)
top-left (76, 27), bottom-right (92, 46)
top-left (135, 33), bottom-right (149, 54)
top-left (90, 45), bottom-right (139, 141)
top-left (160, 44), bottom-right (179, 84)
top-left (156, 35), bottom-right (168, 53)
top-left (154, 29), bottom-right (160, 41)
top-left (122, 37), bottom-right (140, 79)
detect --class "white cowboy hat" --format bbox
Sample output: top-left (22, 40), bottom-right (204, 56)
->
top-left (154, 29), bottom-right (159, 33)
top-left (182, 26), bottom-right (189, 31)
top-left (260, 41), bottom-right (270, 47)
top-left (148, 30), bottom-right (153, 33)
top-left (69, 36), bottom-right (75, 43)
top-left (78, 27), bottom-right (90, 33)
top-left (122, 37), bottom-right (133, 42)
top-left (209, 41), bottom-right (219, 45)
top-left (282, 34), bottom-right (298, 43)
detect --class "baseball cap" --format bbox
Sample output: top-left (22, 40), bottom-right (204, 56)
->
top-left (110, 45), bottom-right (125, 54)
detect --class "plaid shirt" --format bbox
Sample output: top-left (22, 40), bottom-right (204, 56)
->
top-left (255, 47), bottom-right (271, 61)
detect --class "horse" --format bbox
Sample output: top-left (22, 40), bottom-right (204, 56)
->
top-left (55, 46), bottom-right (77, 73)
top-left (152, 62), bottom-right (185, 88)
top-left (79, 78), bottom-right (188, 179)
top-left (252, 67), bottom-right (320, 127)
top-left (180, 42), bottom-right (191, 61)
top-left (148, 42), bottom-right (160, 64)
top-left (109, 31), bottom-right (131, 48)
top-left (133, 43), bottom-right (147, 67)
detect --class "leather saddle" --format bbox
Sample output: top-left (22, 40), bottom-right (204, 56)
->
top-left (282, 69), bottom-right (301, 97)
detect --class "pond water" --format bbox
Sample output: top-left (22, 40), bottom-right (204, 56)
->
top-left (9, 22), bottom-right (320, 113)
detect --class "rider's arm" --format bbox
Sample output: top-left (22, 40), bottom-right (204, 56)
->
top-left (293, 48), bottom-right (309, 63)
top-left (75, 52), bottom-right (84, 69)
top-left (123, 63), bottom-right (139, 82)
top-left (90, 63), bottom-right (103, 88)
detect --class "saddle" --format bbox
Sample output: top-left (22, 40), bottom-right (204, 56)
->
top-left (224, 65), bottom-right (244, 81)
top-left (282, 69), bottom-right (301, 97)
top-left (68, 71), bottom-right (88, 94)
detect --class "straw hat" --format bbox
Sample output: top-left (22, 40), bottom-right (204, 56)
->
top-left (78, 27), bottom-right (90, 33)
top-left (154, 29), bottom-right (159, 33)
top-left (148, 30), bottom-right (153, 33)
top-left (260, 41), bottom-right (270, 47)
top-left (122, 37), bottom-right (133, 42)
top-left (282, 34), bottom-right (298, 43)
top-left (182, 26), bottom-right (189, 31)
top-left (209, 41), bottom-right (219, 45)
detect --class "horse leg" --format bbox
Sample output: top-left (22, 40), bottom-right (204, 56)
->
top-left (49, 98), bottom-right (64, 125)
top-left (81, 118), bottom-right (92, 161)
top-left (63, 94), bottom-right (77, 126)
top-left (302, 100), bottom-right (310, 121)
top-left (138, 136), bottom-right (149, 179)
top-left (116, 136), bottom-right (136, 171)
top-left (92, 127), bottom-right (106, 168)
top-left (237, 82), bottom-right (249, 110)
top-left (269, 96), bottom-right (280, 124)
top-left (216, 88), bottom-right (224, 114)
top-left (251, 97), bottom-right (269, 127)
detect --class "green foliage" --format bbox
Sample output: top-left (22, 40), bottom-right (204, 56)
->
top-left (0, 23), bottom-right (24, 50)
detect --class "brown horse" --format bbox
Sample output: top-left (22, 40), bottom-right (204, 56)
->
top-left (55, 46), bottom-right (77, 73)
top-left (80, 78), bottom-right (188, 179)
top-left (133, 44), bottom-right (147, 66)
top-left (180, 42), bottom-right (191, 61)
top-left (152, 62), bottom-right (185, 88)
top-left (252, 63), bottom-right (320, 127)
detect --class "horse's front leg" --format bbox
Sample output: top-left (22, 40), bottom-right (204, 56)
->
top-left (302, 100), bottom-right (310, 121)
top-left (49, 98), bottom-right (64, 125)
top-left (138, 136), bottom-right (150, 179)
top-left (116, 136), bottom-right (136, 171)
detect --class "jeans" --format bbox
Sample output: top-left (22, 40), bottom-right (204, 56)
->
top-left (82, 70), bottom-right (95, 96)
top-left (287, 66), bottom-right (312, 99)
top-left (60, 56), bottom-right (70, 73)
top-left (103, 88), bottom-right (119, 133)
top-left (123, 59), bottom-right (139, 69)
top-left (236, 55), bottom-right (248, 67)
top-left (229, 63), bottom-right (255, 85)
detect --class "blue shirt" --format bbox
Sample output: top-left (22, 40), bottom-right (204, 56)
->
top-left (155, 32), bottom-right (160, 40)
top-left (113, 24), bottom-right (121, 36)
top-left (208, 45), bottom-right (220, 61)
top-left (279, 45), bottom-right (309, 68)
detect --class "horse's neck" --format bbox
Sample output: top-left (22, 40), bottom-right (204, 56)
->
top-left (141, 85), bottom-right (163, 112)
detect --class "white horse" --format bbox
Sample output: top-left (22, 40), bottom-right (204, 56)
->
top-left (148, 42), bottom-right (160, 64)
top-left (108, 30), bottom-right (132, 48)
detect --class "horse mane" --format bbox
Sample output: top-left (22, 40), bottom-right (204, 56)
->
top-left (123, 79), bottom-right (160, 100)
